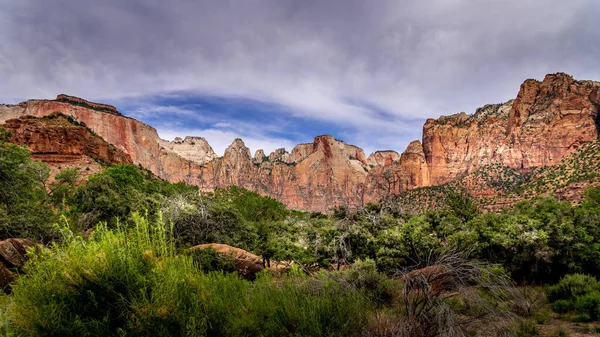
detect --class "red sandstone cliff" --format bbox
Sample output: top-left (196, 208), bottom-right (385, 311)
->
top-left (0, 73), bottom-right (598, 212)
top-left (1, 114), bottom-right (132, 180)
top-left (423, 73), bottom-right (600, 185)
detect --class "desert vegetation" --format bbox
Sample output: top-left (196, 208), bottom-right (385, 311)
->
top-left (1, 133), bottom-right (600, 336)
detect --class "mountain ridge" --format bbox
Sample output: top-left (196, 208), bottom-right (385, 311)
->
top-left (1, 72), bottom-right (598, 212)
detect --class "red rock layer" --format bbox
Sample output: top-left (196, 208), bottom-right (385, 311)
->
top-left (2, 115), bottom-right (132, 180)
top-left (423, 73), bottom-right (600, 185)
top-left (0, 73), bottom-right (598, 212)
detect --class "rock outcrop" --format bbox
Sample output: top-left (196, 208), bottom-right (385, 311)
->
top-left (423, 73), bottom-right (600, 185)
top-left (1, 114), bottom-right (132, 180)
top-left (1, 73), bottom-right (598, 212)
top-left (367, 150), bottom-right (400, 167)
top-left (189, 243), bottom-right (264, 280)
top-left (160, 136), bottom-right (218, 165)
top-left (56, 94), bottom-right (121, 116)
top-left (0, 238), bottom-right (38, 293)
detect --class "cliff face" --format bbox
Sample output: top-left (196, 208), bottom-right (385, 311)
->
top-left (1, 72), bottom-right (599, 212)
top-left (160, 136), bottom-right (218, 165)
top-left (423, 73), bottom-right (600, 185)
top-left (191, 136), bottom-right (371, 211)
top-left (1, 114), bottom-right (132, 180)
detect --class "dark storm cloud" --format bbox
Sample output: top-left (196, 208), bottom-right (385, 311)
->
top-left (1, 0), bottom-right (599, 153)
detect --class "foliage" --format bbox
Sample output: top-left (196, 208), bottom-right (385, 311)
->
top-left (188, 247), bottom-right (236, 274)
top-left (68, 164), bottom-right (197, 230)
top-left (160, 192), bottom-right (257, 250)
top-left (546, 274), bottom-right (600, 303)
top-left (5, 215), bottom-right (373, 336)
top-left (574, 291), bottom-right (600, 321)
top-left (322, 259), bottom-right (398, 306)
top-left (48, 168), bottom-right (78, 209)
top-left (376, 216), bottom-right (441, 274)
top-left (547, 274), bottom-right (600, 321)
top-left (0, 136), bottom-right (56, 241)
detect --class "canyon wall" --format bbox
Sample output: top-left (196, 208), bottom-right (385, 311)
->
top-left (1, 73), bottom-right (598, 212)
top-left (2, 114), bottom-right (132, 180)
top-left (423, 73), bottom-right (600, 185)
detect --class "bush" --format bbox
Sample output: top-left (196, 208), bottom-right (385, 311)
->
top-left (188, 247), bottom-right (236, 274)
top-left (516, 321), bottom-right (539, 337)
top-left (5, 214), bottom-right (373, 336)
top-left (550, 328), bottom-right (570, 337)
top-left (551, 299), bottom-right (574, 314)
top-left (574, 291), bottom-right (600, 321)
top-left (547, 274), bottom-right (600, 303)
top-left (321, 259), bottom-right (398, 306)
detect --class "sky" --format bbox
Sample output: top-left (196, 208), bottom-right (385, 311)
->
top-left (1, 0), bottom-right (599, 156)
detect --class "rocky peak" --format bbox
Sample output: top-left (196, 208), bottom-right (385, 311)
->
top-left (508, 71), bottom-right (600, 135)
top-left (312, 135), bottom-right (336, 159)
top-left (268, 148), bottom-right (294, 164)
top-left (344, 144), bottom-right (369, 165)
top-left (254, 149), bottom-right (266, 163)
top-left (403, 140), bottom-right (425, 156)
top-left (399, 140), bottom-right (430, 188)
top-left (225, 138), bottom-right (252, 160)
top-left (162, 136), bottom-right (218, 165)
top-left (367, 150), bottom-right (400, 167)
top-left (290, 143), bottom-right (313, 162)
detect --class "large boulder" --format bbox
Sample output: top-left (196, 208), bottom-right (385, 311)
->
top-left (0, 238), bottom-right (38, 293)
top-left (189, 243), bottom-right (265, 280)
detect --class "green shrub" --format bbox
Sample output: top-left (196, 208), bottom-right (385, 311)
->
top-left (551, 299), bottom-right (574, 314)
top-left (9, 214), bottom-right (210, 336)
top-left (547, 274), bottom-right (600, 303)
top-left (574, 291), bottom-right (600, 321)
top-left (188, 247), bottom-right (236, 274)
top-left (6, 214), bottom-right (373, 336)
top-left (550, 328), bottom-right (570, 337)
top-left (516, 321), bottom-right (539, 337)
top-left (320, 259), bottom-right (398, 306)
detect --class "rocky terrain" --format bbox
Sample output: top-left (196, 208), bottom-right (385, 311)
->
top-left (1, 114), bottom-right (132, 181)
top-left (0, 72), bottom-right (599, 212)
top-left (0, 238), bottom-right (38, 293)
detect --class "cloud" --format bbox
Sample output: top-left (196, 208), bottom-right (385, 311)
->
top-left (1, 0), bottom-right (599, 153)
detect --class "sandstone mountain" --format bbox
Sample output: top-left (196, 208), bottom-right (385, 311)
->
top-left (0, 73), bottom-right (598, 212)
top-left (1, 114), bottom-right (132, 181)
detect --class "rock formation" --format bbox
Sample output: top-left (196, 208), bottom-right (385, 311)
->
top-left (1, 73), bottom-right (598, 212)
top-left (367, 150), bottom-right (400, 167)
top-left (1, 114), bottom-right (132, 181)
top-left (0, 238), bottom-right (38, 293)
top-left (160, 136), bottom-right (218, 165)
top-left (189, 243), bottom-right (264, 280)
top-left (423, 73), bottom-right (600, 185)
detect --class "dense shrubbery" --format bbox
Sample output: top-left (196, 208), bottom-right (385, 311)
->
top-left (547, 274), bottom-right (600, 321)
top-left (4, 137), bottom-right (600, 334)
top-left (5, 215), bottom-right (374, 336)
top-left (4, 134), bottom-right (600, 285)
top-left (0, 131), bottom-right (56, 241)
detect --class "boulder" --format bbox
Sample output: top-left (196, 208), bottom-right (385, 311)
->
top-left (0, 238), bottom-right (38, 293)
top-left (190, 243), bottom-right (264, 280)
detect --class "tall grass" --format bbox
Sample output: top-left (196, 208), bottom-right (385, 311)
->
top-left (4, 213), bottom-right (373, 336)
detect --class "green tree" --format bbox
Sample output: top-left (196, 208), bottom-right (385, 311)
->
top-left (0, 134), bottom-right (55, 240)
top-left (49, 168), bottom-right (78, 209)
